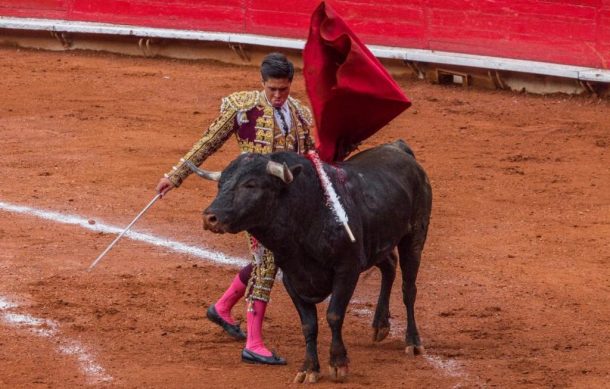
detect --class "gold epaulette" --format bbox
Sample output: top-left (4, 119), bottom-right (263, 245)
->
top-left (220, 91), bottom-right (260, 113)
top-left (289, 96), bottom-right (313, 126)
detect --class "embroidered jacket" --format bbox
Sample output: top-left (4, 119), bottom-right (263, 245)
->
top-left (166, 90), bottom-right (314, 187)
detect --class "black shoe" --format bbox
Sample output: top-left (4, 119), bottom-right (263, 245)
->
top-left (241, 348), bottom-right (287, 365)
top-left (206, 304), bottom-right (246, 340)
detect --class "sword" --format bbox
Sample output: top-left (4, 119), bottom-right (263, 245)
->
top-left (88, 193), bottom-right (161, 271)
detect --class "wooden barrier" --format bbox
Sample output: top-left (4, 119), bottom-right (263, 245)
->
top-left (0, 0), bottom-right (608, 70)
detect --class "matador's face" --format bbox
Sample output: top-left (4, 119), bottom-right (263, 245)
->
top-left (262, 77), bottom-right (291, 108)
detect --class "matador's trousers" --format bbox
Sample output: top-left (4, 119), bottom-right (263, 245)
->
top-left (238, 233), bottom-right (276, 304)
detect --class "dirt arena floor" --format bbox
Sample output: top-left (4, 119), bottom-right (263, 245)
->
top-left (0, 46), bottom-right (609, 388)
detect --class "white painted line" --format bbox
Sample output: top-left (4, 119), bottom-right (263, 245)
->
top-left (349, 298), bottom-right (475, 385)
top-left (3, 313), bottom-right (58, 337)
top-left (1, 198), bottom-right (475, 384)
top-left (0, 297), bottom-right (18, 310)
top-left (0, 200), bottom-right (249, 268)
top-left (0, 200), bottom-right (247, 383)
top-left (0, 295), bottom-right (112, 383)
top-left (59, 342), bottom-right (111, 381)
top-left (424, 355), bottom-right (466, 379)
top-left (1, 16), bottom-right (609, 82)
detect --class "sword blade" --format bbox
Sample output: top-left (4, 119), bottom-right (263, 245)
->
top-left (88, 193), bottom-right (161, 271)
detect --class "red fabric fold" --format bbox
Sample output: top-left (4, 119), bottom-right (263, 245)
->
top-left (303, 1), bottom-right (411, 163)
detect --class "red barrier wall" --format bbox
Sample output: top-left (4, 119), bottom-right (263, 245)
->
top-left (1, 0), bottom-right (608, 69)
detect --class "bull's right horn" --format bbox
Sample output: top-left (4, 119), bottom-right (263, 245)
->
top-left (266, 161), bottom-right (293, 184)
top-left (185, 160), bottom-right (221, 181)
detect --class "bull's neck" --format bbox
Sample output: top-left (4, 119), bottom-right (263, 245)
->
top-left (248, 164), bottom-right (329, 256)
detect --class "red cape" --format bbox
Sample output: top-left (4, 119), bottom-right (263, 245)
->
top-left (303, 1), bottom-right (411, 163)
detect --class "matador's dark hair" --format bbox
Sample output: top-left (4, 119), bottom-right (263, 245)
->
top-left (260, 52), bottom-right (294, 81)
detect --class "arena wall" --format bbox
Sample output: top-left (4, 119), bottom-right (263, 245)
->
top-left (0, 1), bottom-right (609, 94)
top-left (1, 0), bottom-right (608, 69)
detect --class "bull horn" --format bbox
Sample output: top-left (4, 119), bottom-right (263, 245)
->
top-left (266, 161), bottom-right (293, 184)
top-left (185, 160), bottom-right (221, 181)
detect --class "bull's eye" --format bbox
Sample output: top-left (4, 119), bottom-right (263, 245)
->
top-left (243, 180), bottom-right (258, 189)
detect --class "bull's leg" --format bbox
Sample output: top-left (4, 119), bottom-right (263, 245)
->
top-left (372, 249), bottom-right (398, 342)
top-left (326, 271), bottom-right (359, 382)
top-left (398, 236), bottom-right (425, 356)
top-left (283, 279), bottom-right (320, 384)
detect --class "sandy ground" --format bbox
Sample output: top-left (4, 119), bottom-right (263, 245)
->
top-left (0, 46), bottom-right (609, 388)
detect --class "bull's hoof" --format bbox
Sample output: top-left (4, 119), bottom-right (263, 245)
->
top-left (372, 326), bottom-right (390, 342)
top-left (328, 365), bottom-right (348, 382)
top-left (405, 345), bottom-right (425, 357)
top-left (293, 370), bottom-right (320, 384)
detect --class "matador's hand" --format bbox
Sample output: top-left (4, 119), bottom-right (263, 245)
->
top-left (156, 177), bottom-right (175, 198)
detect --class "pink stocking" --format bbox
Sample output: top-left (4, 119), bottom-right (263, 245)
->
top-left (245, 299), bottom-right (272, 357)
top-left (214, 275), bottom-right (246, 325)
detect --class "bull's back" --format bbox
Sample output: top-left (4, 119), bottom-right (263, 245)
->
top-left (343, 140), bottom-right (425, 197)
top-left (341, 141), bottom-right (431, 258)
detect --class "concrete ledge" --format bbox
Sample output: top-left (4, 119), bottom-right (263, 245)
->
top-left (1, 16), bottom-right (609, 84)
top-left (1, 16), bottom-right (609, 97)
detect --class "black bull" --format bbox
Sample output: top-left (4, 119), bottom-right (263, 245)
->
top-left (191, 140), bottom-right (432, 383)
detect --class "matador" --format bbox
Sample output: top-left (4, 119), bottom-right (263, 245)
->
top-left (156, 52), bottom-right (314, 365)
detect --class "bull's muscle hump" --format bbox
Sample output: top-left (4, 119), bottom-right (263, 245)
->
top-left (339, 147), bottom-right (423, 261)
top-left (346, 170), bottom-right (413, 219)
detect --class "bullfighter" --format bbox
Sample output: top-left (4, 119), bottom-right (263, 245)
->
top-left (156, 52), bottom-right (315, 365)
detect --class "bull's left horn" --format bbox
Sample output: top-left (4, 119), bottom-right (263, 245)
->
top-left (185, 160), bottom-right (221, 181)
top-left (266, 161), bottom-right (293, 184)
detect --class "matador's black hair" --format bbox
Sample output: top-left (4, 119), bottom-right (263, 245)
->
top-left (260, 52), bottom-right (294, 81)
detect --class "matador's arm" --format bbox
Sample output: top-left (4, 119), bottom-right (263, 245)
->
top-left (165, 107), bottom-right (238, 187)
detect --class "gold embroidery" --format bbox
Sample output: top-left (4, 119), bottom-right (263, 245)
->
top-left (245, 233), bottom-right (277, 303)
top-left (221, 91), bottom-right (259, 113)
top-left (166, 107), bottom-right (237, 187)
top-left (251, 102), bottom-right (274, 153)
top-left (239, 140), bottom-right (272, 154)
top-left (288, 96), bottom-right (313, 127)
top-left (256, 129), bottom-right (273, 142)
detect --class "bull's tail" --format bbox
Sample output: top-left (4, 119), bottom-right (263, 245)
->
top-left (392, 139), bottom-right (415, 158)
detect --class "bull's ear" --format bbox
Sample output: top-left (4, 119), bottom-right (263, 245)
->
top-left (289, 164), bottom-right (303, 178)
